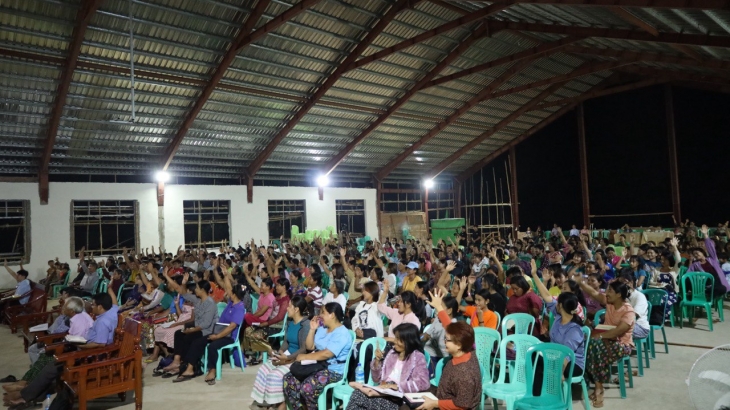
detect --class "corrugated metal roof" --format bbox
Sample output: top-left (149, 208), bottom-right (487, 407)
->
top-left (0, 0), bottom-right (729, 184)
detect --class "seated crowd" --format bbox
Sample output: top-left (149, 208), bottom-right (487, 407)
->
top-left (1, 221), bottom-right (729, 410)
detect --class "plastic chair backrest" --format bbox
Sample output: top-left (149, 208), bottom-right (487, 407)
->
top-left (342, 330), bottom-right (357, 377)
top-left (682, 272), bottom-right (713, 303)
top-left (251, 293), bottom-right (259, 312)
top-left (580, 326), bottom-right (590, 363)
top-left (595, 309), bottom-right (605, 324)
top-left (431, 357), bottom-right (446, 386)
top-left (217, 302), bottom-right (227, 316)
top-left (522, 343), bottom-right (575, 402)
top-left (642, 288), bottom-right (668, 324)
top-left (494, 334), bottom-right (541, 385)
top-left (494, 311), bottom-right (501, 329)
top-left (363, 236), bottom-right (371, 244)
top-left (359, 337), bottom-right (387, 384)
top-left (501, 313), bottom-right (535, 339)
top-left (230, 314), bottom-right (245, 341)
top-left (474, 327), bottom-right (501, 382)
top-left (291, 225), bottom-right (300, 237)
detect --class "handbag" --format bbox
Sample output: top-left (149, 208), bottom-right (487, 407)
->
top-left (289, 360), bottom-right (328, 382)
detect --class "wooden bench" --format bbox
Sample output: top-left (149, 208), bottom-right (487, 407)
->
top-left (51, 317), bottom-right (143, 410)
top-left (16, 309), bottom-right (62, 352)
top-left (4, 285), bottom-right (48, 333)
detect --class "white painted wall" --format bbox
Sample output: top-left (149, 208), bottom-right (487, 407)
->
top-left (0, 182), bottom-right (377, 288)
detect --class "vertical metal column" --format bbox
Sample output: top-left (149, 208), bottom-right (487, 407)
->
top-left (453, 177), bottom-right (462, 219)
top-left (577, 103), bottom-right (591, 228)
top-left (665, 85), bottom-right (682, 222)
top-left (374, 178), bottom-right (382, 239)
top-left (509, 147), bottom-right (519, 237)
top-left (423, 186), bottom-right (430, 227)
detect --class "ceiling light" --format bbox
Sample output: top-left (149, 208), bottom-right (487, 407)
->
top-left (316, 175), bottom-right (329, 187)
top-left (155, 171), bottom-right (170, 183)
top-left (423, 178), bottom-right (434, 189)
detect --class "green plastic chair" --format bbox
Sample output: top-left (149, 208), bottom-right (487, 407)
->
top-left (202, 316), bottom-right (246, 380)
top-left (679, 272), bottom-right (716, 331)
top-left (291, 225), bottom-right (300, 238)
top-left (262, 312), bottom-right (288, 362)
top-left (634, 301), bottom-right (651, 376)
top-left (431, 356), bottom-right (446, 386)
top-left (51, 272), bottom-right (71, 299)
top-left (484, 334), bottom-right (541, 410)
top-left (515, 343), bottom-right (575, 410)
top-left (595, 310), bottom-right (633, 398)
top-left (251, 293), bottom-right (259, 313)
top-left (642, 288), bottom-right (670, 356)
top-left (217, 302), bottom-right (227, 317)
top-left (318, 330), bottom-right (357, 410)
top-left (475, 327), bottom-right (501, 410)
top-left (501, 313), bottom-right (536, 339)
top-left (331, 336), bottom-right (386, 410)
top-left (566, 327), bottom-right (591, 410)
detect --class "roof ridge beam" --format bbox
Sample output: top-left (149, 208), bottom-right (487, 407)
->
top-left (244, 0), bottom-right (422, 178)
top-left (426, 81), bottom-right (566, 178)
top-left (345, 1), bottom-right (512, 73)
top-left (160, 0), bottom-right (319, 171)
top-left (39, 0), bottom-right (104, 204)
top-left (565, 45), bottom-right (730, 70)
top-left (536, 76), bottom-right (671, 109)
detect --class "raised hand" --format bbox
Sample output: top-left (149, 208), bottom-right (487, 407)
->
top-left (670, 237), bottom-right (679, 249)
top-left (701, 224), bottom-right (709, 236)
top-left (445, 260), bottom-right (456, 272)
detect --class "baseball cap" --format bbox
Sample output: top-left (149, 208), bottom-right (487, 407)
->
top-left (406, 261), bottom-right (419, 270)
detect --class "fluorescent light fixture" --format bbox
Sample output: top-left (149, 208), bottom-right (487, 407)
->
top-left (155, 171), bottom-right (170, 183)
top-left (423, 178), bottom-right (434, 189)
top-left (316, 175), bottom-right (329, 187)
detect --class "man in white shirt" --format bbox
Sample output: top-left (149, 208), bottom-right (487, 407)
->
top-left (569, 225), bottom-right (580, 237)
top-left (471, 253), bottom-right (489, 276)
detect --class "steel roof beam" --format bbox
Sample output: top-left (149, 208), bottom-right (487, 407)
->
top-left (425, 81), bottom-right (565, 178)
top-left (373, 57), bottom-right (534, 181)
top-left (565, 45), bottom-right (730, 70)
top-left (345, 2), bottom-right (512, 72)
top-left (422, 36), bottom-right (581, 89)
top-left (456, 103), bottom-right (577, 182)
top-left (160, 0), bottom-right (322, 171)
top-left (245, 0), bottom-right (421, 178)
top-left (495, 0), bottom-right (730, 8)
top-left (536, 76), bottom-right (671, 109)
top-left (38, 0), bottom-right (104, 204)
top-left (486, 21), bottom-right (730, 48)
top-left (320, 24), bottom-right (490, 175)
top-left (616, 65), bottom-right (730, 83)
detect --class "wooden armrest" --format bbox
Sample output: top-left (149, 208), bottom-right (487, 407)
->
top-left (36, 332), bottom-right (68, 345)
top-left (17, 311), bottom-right (57, 331)
top-left (44, 341), bottom-right (71, 355)
top-left (55, 345), bottom-right (119, 366)
top-left (63, 352), bottom-right (139, 378)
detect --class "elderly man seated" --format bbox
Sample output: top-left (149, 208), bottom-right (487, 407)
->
top-left (3, 292), bottom-right (118, 408)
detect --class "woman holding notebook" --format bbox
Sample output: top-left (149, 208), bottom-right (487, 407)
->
top-left (347, 323), bottom-right (430, 410)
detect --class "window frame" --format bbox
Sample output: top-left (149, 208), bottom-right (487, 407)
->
top-left (182, 200), bottom-right (232, 248)
top-left (70, 200), bottom-right (140, 257)
top-left (267, 200), bottom-right (307, 241)
top-left (335, 199), bottom-right (366, 237)
top-left (0, 200), bottom-right (30, 264)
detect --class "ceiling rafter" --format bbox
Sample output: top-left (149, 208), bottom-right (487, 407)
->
top-left (374, 58), bottom-right (634, 180)
top-left (423, 36), bottom-right (581, 89)
top-left (426, 81), bottom-right (566, 178)
top-left (565, 45), bottom-right (730, 70)
top-left (485, 21), bottom-right (730, 48)
top-left (373, 57), bottom-right (537, 181)
top-left (610, 7), bottom-right (705, 61)
top-left (244, 0), bottom-right (422, 179)
top-left (455, 103), bottom-right (578, 182)
top-left (320, 23), bottom-right (490, 177)
top-left (159, 0), bottom-right (320, 171)
top-left (38, 0), bottom-right (104, 204)
top-left (489, 0), bottom-right (730, 8)
top-left (536, 76), bottom-right (672, 109)
top-left (617, 65), bottom-right (730, 83)
top-left (345, 1), bottom-right (512, 73)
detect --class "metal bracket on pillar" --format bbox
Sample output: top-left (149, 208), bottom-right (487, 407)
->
top-left (318, 186), bottom-right (324, 201)
top-left (157, 182), bottom-right (165, 206)
top-left (246, 173), bottom-right (254, 204)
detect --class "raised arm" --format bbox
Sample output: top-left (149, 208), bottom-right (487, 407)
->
top-left (701, 225), bottom-right (718, 261)
top-left (669, 237), bottom-right (682, 269)
top-left (3, 259), bottom-right (19, 281)
top-left (530, 259), bottom-right (552, 304)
